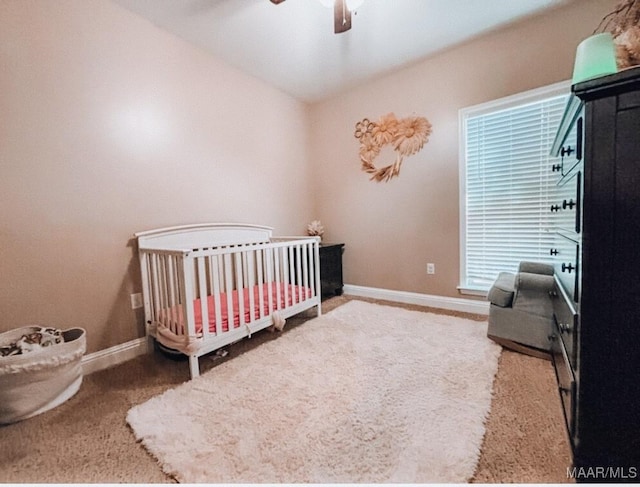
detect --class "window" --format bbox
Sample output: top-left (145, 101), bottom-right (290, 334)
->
top-left (459, 81), bottom-right (571, 293)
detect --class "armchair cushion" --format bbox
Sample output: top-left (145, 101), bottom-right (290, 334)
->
top-left (518, 261), bottom-right (553, 275)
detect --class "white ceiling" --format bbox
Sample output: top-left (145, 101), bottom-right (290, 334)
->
top-left (112, 0), bottom-right (571, 103)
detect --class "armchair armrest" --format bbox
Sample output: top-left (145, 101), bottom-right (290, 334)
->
top-left (487, 272), bottom-right (516, 307)
top-left (513, 272), bottom-right (554, 317)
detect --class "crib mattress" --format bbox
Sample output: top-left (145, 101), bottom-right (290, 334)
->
top-left (158, 283), bottom-right (312, 335)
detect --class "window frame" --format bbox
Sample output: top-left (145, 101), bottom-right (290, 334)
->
top-left (458, 80), bottom-right (571, 295)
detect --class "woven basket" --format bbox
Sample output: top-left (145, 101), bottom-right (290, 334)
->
top-left (0, 327), bottom-right (86, 424)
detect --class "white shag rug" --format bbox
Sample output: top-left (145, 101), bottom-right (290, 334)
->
top-left (127, 300), bottom-right (501, 483)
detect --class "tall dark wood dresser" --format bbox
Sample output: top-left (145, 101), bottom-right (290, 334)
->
top-left (550, 66), bottom-right (640, 479)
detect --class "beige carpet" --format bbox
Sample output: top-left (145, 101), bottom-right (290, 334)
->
top-left (127, 300), bottom-right (501, 483)
top-left (0, 296), bottom-right (573, 483)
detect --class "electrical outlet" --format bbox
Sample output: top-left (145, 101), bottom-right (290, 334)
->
top-left (130, 293), bottom-right (143, 309)
top-left (427, 263), bottom-right (435, 275)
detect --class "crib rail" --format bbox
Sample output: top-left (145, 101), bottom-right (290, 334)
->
top-left (138, 237), bottom-right (321, 347)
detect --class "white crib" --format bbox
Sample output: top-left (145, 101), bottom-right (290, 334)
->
top-left (135, 223), bottom-right (321, 379)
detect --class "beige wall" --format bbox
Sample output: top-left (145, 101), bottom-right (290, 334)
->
top-left (308, 0), bottom-right (617, 298)
top-left (0, 0), bottom-right (312, 353)
top-left (0, 0), bottom-right (618, 356)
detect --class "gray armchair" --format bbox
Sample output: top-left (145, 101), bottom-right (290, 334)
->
top-left (487, 261), bottom-right (554, 358)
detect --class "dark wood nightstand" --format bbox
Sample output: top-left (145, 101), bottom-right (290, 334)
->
top-left (319, 243), bottom-right (344, 298)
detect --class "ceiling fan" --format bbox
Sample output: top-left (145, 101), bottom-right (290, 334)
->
top-left (270, 0), bottom-right (363, 34)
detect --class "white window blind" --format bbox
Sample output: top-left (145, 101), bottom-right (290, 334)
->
top-left (460, 83), bottom-right (570, 292)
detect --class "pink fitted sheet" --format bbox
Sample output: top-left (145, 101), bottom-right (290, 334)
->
top-left (158, 283), bottom-right (312, 335)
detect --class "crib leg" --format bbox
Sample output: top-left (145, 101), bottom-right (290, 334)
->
top-left (189, 355), bottom-right (200, 379)
top-left (146, 335), bottom-right (155, 354)
top-left (316, 303), bottom-right (322, 317)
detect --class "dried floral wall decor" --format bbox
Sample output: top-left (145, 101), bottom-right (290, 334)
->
top-left (354, 113), bottom-right (432, 182)
top-left (595, 0), bottom-right (640, 69)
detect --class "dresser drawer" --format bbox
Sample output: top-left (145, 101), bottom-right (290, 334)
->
top-left (551, 276), bottom-right (579, 371)
top-left (552, 115), bottom-right (583, 177)
top-left (551, 235), bottom-right (580, 302)
top-left (550, 322), bottom-right (577, 446)
top-left (552, 169), bottom-right (582, 236)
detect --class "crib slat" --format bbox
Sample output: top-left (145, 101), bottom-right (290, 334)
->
top-left (139, 252), bottom-right (152, 331)
top-left (274, 245), bottom-right (281, 310)
top-left (310, 243), bottom-right (314, 297)
top-left (289, 246), bottom-right (295, 304)
top-left (302, 242), bottom-right (309, 301)
top-left (149, 253), bottom-right (161, 326)
top-left (211, 254), bottom-right (222, 335)
top-left (170, 255), bottom-right (182, 334)
top-left (155, 255), bottom-right (166, 328)
top-left (307, 243), bottom-right (312, 298)
top-left (264, 247), bottom-right (271, 315)
top-left (171, 254), bottom-right (181, 334)
top-left (310, 243), bottom-right (316, 297)
top-left (162, 255), bottom-right (175, 334)
top-left (163, 256), bottom-right (173, 331)
top-left (180, 256), bottom-right (197, 339)
top-left (235, 252), bottom-right (245, 327)
top-left (196, 256), bottom-right (210, 338)
top-left (281, 247), bottom-right (290, 308)
top-left (257, 249), bottom-right (265, 319)
top-left (247, 250), bottom-right (256, 323)
top-left (224, 253), bottom-right (234, 330)
top-left (314, 241), bottom-right (321, 303)
top-left (295, 244), bottom-right (302, 304)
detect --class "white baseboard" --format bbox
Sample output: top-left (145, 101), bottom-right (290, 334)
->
top-left (81, 337), bottom-right (149, 376)
top-left (343, 284), bottom-right (490, 315)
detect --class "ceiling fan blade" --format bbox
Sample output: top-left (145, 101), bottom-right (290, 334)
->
top-left (334, 0), bottom-right (352, 33)
top-left (270, 0), bottom-right (286, 4)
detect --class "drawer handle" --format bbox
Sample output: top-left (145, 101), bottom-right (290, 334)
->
top-left (559, 322), bottom-right (572, 334)
top-left (550, 204), bottom-right (561, 212)
top-left (552, 163), bottom-right (562, 172)
top-left (562, 199), bottom-right (576, 210)
top-left (562, 263), bottom-right (575, 273)
top-left (561, 146), bottom-right (574, 157)
top-left (550, 248), bottom-right (558, 256)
